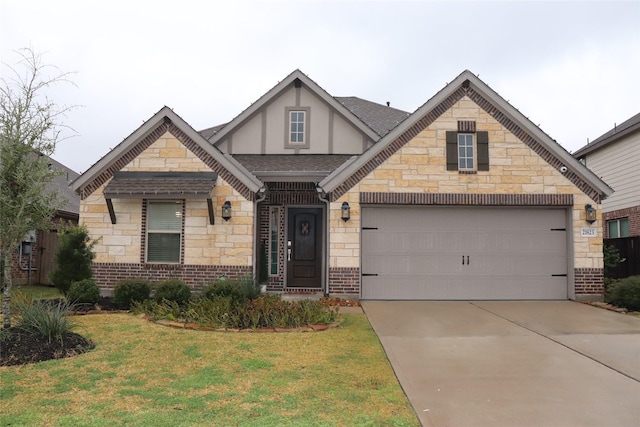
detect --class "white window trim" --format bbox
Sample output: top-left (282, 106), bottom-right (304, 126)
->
top-left (457, 133), bottom-right (476, 171)
top-left (145, 200), bottom-right (183, 264)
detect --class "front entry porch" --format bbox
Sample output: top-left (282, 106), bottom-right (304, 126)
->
top-left (257, 183), bottom-right (326, 294)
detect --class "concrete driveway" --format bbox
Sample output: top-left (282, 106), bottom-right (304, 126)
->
top-left (362, 301), bottom-right (640, 427)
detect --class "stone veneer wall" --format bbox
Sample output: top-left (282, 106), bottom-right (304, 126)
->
top-left (80, 131), bottom-right (255, 290)
top-left (327, 95), bottom-right (605, 299)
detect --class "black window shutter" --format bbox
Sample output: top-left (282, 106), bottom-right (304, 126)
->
top-left (446, 131), bottom-right (458, 171)
top-left (477, 131), bottom-right (489, 171)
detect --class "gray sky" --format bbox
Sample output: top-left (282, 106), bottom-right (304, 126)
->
top-left (2, 0), bottom-right (639, 174)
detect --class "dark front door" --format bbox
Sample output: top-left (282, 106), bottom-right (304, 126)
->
top-left (287, 208), bottom-right (323, 288)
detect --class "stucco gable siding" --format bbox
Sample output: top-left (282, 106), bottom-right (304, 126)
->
top-left (217, 84), bottom-right (372, 155)
top-left (583, 134), bottom-right (640, 213)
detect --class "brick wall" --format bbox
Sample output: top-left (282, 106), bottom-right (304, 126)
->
top-left (10, 248), bottom-right (32, 285)
top-left (92, 262), bottom-right (252, 295)
top-left (574, 267), bottom-right (604, 300)
top-left (603, 205), bottom-right (640, 238)
top-left (328, 267), bottom-right (360, 295)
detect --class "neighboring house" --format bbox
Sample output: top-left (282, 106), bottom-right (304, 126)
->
top-left (573, 113), bottom-right (640, 277)
top-left (72, 70), bottom-right (612, 301)
top-left (12, 157), bottom-right (80, 285)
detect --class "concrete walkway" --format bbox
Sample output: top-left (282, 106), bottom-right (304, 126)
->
top-left (362, 301), bottom-right (640, 427)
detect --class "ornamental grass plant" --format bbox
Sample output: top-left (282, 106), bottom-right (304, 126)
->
top-left (12, 296), bottom-right (76, 344)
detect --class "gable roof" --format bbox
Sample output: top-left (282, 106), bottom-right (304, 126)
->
top-left (320, 70), bottom-right (613, 203)
top-left (206, 70), bottom-right (381, 146)
top-left (233, 154), bottom-right (354, 182)
top-left (48, 156), bottom-right (80, 217)
top-left (72, 107), bottom-right (262, 200)
top-left (335, 97), bottom-right (410, 137)
top-left (572, 112), bottom-right (640, 158)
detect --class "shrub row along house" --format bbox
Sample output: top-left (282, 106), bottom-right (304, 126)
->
top-left (72, 70), bottom-right (612, 301)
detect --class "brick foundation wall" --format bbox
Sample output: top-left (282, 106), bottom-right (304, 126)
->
top-left (92, 263), bottom-right (252, 295)
top-left (328, 267), bottom-right (360, 295)
top-left (603, 206), bottom-right (640, 238)
top-left (574, 267), bottom-right (604, 299)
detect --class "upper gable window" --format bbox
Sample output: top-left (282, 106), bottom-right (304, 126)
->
top-left (446, 121), bottom-right (489, 172)
top-left (285, 107), bottom-right (310, 149)
top-left (290, 111), bottom-right (305, 143)
top-left (458, 134), bottom-right (475, 170)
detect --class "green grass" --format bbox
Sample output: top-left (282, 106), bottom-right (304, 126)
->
top-left (0, 313), bottom-right (418, 426)
top-left (12, 285), bottom-right (63, 300)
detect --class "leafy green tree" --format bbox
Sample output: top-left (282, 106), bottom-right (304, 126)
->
top-left (0, 48), bottom-right (75, 327)
top-left (49, 224), bottom-right (97, 296)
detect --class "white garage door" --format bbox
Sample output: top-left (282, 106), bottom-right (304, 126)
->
top-left (361, 206), bottom-right (568, 300)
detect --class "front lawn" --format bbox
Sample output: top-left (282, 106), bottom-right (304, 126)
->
top-left (11, 284), bottom-right (63, 300)
top-left (0, 312), bottom-right (418, 426)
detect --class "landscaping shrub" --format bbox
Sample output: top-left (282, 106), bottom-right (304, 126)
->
top-left (113, 279), bottom-right (152, 309)
top-left (136, 293), bottom-right (339, 330)
top-left (67, 279), bottom-right (100, 305)
top-left (605, 275), bottom-right (640, 311)
top-left (13, 298), bottom-right (76, 343)
top-left (604, 244), bottom-right (626, 277)
top-left (204, 276), bottom-right (261, 304)
top-left (49, 224), bottom-right (96, 296)
top-left (184, 295), bottom-right (240, 328)
top-left (153, 279), bottom-right (191, 305)
top-left (131, 299), bottom-right (182, 321)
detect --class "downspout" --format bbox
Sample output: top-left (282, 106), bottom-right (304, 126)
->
top-left (253, 187), bottom-right (267, 281)
top-left (316, 186), bottom-right (330, 297)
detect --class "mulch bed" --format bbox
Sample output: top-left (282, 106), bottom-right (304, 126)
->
top-left (0, 328), bottom-right (94, 367)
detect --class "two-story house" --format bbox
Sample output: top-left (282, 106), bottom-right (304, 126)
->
top-left (573, 113), bottom-right (640, 277)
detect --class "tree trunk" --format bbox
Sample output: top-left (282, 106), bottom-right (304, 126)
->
top-left (1, 251), bottom-right (12, 328)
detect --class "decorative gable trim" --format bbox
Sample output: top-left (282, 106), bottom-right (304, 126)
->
top-left (464, 88), bottom-right (602, 202)
top-left (166, 123), bottom-right (255, 200)
top-left (73, 107), bottom-right (262, 201)
top-left (328, 86), bottom-right (466, 201)
top-left (78, 122), bottom-right (168, 199)
top-left (322, 71), bottom-right (613, 203)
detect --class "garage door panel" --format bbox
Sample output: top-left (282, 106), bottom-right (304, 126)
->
top-left (362, 275), bottom-right (568, 300)
top-left (363, 254), bottom-right (464, 276)
top-left (361, 207), bottom-right (568, 300)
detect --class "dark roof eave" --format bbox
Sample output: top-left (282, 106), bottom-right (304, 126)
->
top-left (252, 171), bottom-right (332, 182)
top-left (573, 120), bottom-right (640, 158)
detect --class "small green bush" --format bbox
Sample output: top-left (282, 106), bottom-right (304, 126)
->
top-left (49, 224), bottom-right (97, 296)
top-left (154, 279), bottom-right (191, 305)
top-left (203, 276), bottom-right (261, 304)
top-left (113, 279), bottom-right (152, 309)
top-left (13, 299), bottom-right (76, 343)
top-left (67, 279), bottom-right (100, 304)
top-left (606, 275), bottom-right (640, 311)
